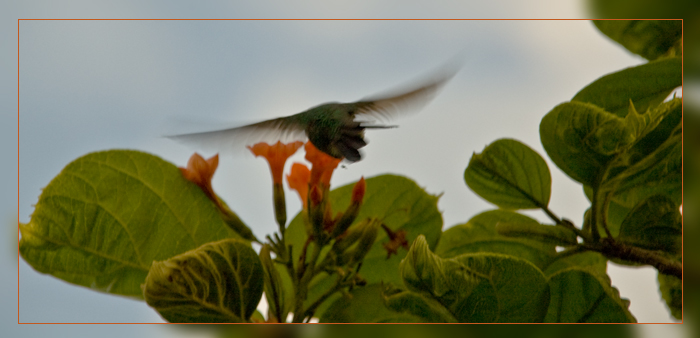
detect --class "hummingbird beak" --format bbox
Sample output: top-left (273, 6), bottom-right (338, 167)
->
top-left (361, 125), bottom-right (398, 129)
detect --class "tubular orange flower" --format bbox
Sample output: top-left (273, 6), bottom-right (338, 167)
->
top-left (248, 141), bottom-right (304, 184)
top-left (180, 153), bottom-right (219, 205)
top-left (287, 163), bottom-right (311, 209)
top-left (304, 141), bottom-right (342, 187)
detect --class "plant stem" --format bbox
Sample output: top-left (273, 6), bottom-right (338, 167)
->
top-left (585, 239), bottom-right (682, 279)
top-left (542, 206), bottom-right (562, 224)
top-left (292, 241), bottom-right (323, 323)
top-left (543, 207), bottom-right (591, 242)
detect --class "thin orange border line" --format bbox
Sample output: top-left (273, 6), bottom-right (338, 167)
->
top-left (16, 16), bottom-right (20, 326)
top-left (16, 18), bottom-right (684, 325)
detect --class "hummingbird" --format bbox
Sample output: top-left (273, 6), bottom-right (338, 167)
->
top-left (168, 64), bottom-right (459, 162)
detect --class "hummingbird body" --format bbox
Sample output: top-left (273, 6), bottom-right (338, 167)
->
top-left (169, 65), bottom-right (458, 162)
top-left (292, 102), bottom-right (389, 161)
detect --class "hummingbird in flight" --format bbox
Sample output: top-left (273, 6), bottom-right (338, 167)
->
top-left (168, 64), bottom-right (459, 162)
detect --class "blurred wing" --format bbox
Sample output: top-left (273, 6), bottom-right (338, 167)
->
top-left (354, 63), bottom-right (460, 123)
top-left (166, 115), bottom-right (307, 154)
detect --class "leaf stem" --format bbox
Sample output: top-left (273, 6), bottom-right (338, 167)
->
top-left (600, 191), bottom-right (614, 239)
top-left (543, 207), bottom-right (590, 242)
top-left (590, 186), bottom-right (601, 241)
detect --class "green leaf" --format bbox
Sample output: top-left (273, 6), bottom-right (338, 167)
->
top-left (625, 98), bottom-right (682, 167)
top-left (382, 286), bottom-right (461, 323)
top-left (593, 20), bottom-right (682, 61)
top-left (584, 187), bottom-right (628, 237)
top-left (401, 236), bottom-right (549, 323)
top-left (542, 251), bottom-right (607, 278)
top-left (437, 211), bottom-right (607, 279)
top-left (571, 57), bottom-right (681, 117)
top-left (604, 100), bottom-right (682, 208)
top-left (285, 174), bottom-right (443, 317)
top-left (19, 150), bottom-right (239, 298)
top-left (545, 268), bottom-right (636, 323)
top-left (436, 210), bottom-right (557, 270)
top-left (617, 195), bottom-right (681, 255)
top-left (142, 238), bottom-right (264, 323)
top-left (658, 272), bottom-right (682, 320)
top-left (320, 284), bottom-right (423, 323)
top-left (540, 101), bottom-right (623, 186)
top-left (465, 139), bottom-right (551, 209)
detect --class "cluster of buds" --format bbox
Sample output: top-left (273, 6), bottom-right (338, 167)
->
top-left (287, 142), bottom-right (370, 247)
top-left (179, 141), bottom-right (407, 266)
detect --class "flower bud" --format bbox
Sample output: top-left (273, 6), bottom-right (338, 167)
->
top-left (330, 177), bottom-right (366, 239)
top-left (338, 218), bottom-right (380, 266)
top-left (308, 185), bottom-right (327, 242)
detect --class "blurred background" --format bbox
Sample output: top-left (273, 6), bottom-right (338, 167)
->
top-left (4, 0), bottom-right (694, 337)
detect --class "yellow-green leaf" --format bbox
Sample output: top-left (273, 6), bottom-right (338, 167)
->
top-left (143, 239), bottom-right (263, 323)
top-left (19, 150), bottom-right (240, 298)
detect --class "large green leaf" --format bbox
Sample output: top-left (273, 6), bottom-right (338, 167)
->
top-left (617, 195), bottom-right (681, 255)
top-left (284, 174), bottom-right (443, 317)
top-left (540, 101), bottom-right (623, 186)
top-left (465, 139), bottom-right (551, 210)
top-left (398, 236), bottom-right (549, 323)
top-left (542, 251), bottom-right (607, 278)
top-left (320, 284), bottom-right (423, 323)
top-left (19, 150), bottom-right (239, 298)
top-left (383, 286), bottom-right (463, 323)
top-left (437, 211), bottom-right (607, 278)
top-left (571, 57), bottom-right (681, 117)
top-left (436, 210), bottom-right (557, 269)
top-left (580, 99), bottom-right (681, 235)
top-left (593, 20), bottom-right (682, 61)
top-left (603, 101), bottom-right (682, 207)
top-left (143, 239), bottom-right (264, 323)
top-left (545, 268), bottom-right (635, 323)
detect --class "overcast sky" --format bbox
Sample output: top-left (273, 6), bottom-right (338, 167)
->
top-left (3, 1), bottom-right (684, 336)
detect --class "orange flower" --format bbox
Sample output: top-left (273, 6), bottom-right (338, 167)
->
top-left (248, 141), bottom-right (304, 184)
top-left (287, 163), bottom-right (311, 209)
top-left (304, 141), bottom-right (342, 187)
top-left (180, 153), bottom-right (219, 205)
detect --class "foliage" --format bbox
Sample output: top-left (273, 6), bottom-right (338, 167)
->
top-left (19, 20), bottom-right (681, 322)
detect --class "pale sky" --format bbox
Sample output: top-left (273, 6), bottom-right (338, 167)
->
top-left (4, 1), bottom-right (684, 335)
